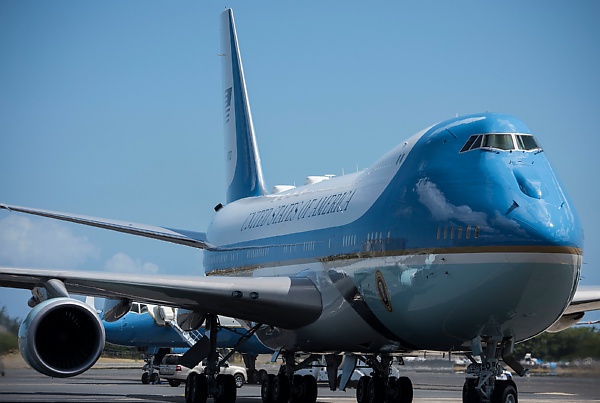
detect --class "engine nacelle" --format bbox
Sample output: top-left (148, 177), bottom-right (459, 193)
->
top-left (19, 297), bottom-right (105, 378)
top-left (546, 312), bottom-right (585, 333)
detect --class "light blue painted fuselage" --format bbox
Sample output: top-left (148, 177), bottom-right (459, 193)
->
top-left (204, 113), bottom-right (582, 353)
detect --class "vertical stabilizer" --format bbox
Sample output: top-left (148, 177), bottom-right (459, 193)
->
top-left (221, 9), bottom-right (267, 203)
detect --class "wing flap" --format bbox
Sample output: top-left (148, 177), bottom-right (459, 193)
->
top-left (0, 267), bottom-right (322, 329)
top-left (0, 203), bottom-right (212, 249)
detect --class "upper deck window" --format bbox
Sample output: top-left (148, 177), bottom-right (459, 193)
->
top-left (460, 133), bottom-right (542, 153)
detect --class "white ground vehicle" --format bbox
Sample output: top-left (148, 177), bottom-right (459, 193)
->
top-left (159, 354), bottom-right (246, 388)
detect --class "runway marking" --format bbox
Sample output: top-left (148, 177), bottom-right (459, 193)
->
top-left (534, 392), bottom-right (579, 396)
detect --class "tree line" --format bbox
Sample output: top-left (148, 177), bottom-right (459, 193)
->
top-left (514, 326), bottom-right (600, 362)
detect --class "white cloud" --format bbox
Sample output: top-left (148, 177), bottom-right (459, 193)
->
top-left (0, 215), bottom-right (99, 269)
top-left (103, 252), bottom-right (160, 274)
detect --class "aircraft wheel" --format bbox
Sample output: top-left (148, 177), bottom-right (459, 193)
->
top-left (185, 373), bottom-right (197, 403)
top-left (356, 376), bottom-right (371, 403)
top-left (216, 374), bottom-right (237, 403)
top-left (492, 380), bottom-right (518, 403)
top-left (150, 372), bottom-right (160, 384)
top-left (141, 372), bottom-right (150, 384)
top-left (397, 376), bottom-right (413, 403)
top-left (247, 368), bottom-right (259, 384)
top-left (367, 376), bottom-right (385, 403)
top-left (272, 374), bottom-right (290, 403)
top-left (462, 378), bottom-right (479, 403)
top-left (261, 373), bottom-right (275, 403)
top-left (186, 373), bottom-right (208, 403)
top-left (302, 374), bottom-right (317, 403)
top-left (259, 369), bottom-right (269, 382)
top-left (290, 375), bottom-right (305, 403)
top-left (168, 379), bottom-right (181, 387)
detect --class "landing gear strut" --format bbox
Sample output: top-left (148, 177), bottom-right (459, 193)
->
top-left (463, 337), bottom-right (522, 403)
top-left (355, 355), bottom-right (412, 403)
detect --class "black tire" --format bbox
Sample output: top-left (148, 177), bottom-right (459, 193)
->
top-left (492, 380), bottom-right (518, 403)
top-left (261, 373), bottom-right (275, 403)
top-left (234, 372), bottom-right (246, 388)
top-left (196, 374), bottom-right (208, 403)
top-left (272, 374), bottom-right (290, 403)
top-left (397, 376), bottom-right (413, 403)
top-left (168, 379), bottom-right (182, 387)
top-left (462, 378), bottom-right (480, 403)
top-left (302, 375), bottom-right (317, 403)
top-left (185, 373), bottom-right (197, 403)
top-left (150, 372), bottom-right (160, 384)
top-left (259, 369), bottom-right (269, 382)
top-left (367, 376), bottom-right (386, 403)
top-left (356, 376), bottom-right (371, 403)
top-left (247, 369), bottom-right (259, 384)
top-left (290, 375), bottom-right (305, 403)
top-left (186, 373), bottom-right (208, 403)
top-left (216, 374), bottom-right (237, 403)
top-left (141, 372), bottom-right (150, 384)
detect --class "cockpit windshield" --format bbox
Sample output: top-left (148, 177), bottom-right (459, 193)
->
top-left (460, 133), bottom-right (541, 153)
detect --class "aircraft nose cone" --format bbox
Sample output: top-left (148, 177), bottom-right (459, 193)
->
top-left (510, 200), bottom-right (583, 249)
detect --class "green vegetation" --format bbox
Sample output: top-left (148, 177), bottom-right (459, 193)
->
top-left (514, 327), bottom-right (600, 362)
top-left (0, 306), bottom-right (20, 355)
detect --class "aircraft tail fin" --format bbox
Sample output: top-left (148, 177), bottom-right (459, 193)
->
top-left (221, 8), bottom-right (267, 203)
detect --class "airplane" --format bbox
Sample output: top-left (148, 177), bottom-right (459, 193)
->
top-left (99, 300), bottom-right (272, 384)
top-left (1, 7), bottom-right (600, 403)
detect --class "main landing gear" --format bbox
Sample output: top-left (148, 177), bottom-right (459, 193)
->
top-left (462, 336), bottom-right (525, 403)
top-left (184, 315), bottom-right (240, 403)
top-left (355, 355), bottom-right (413, 403)
top-left (260, 352), bottom-right (318, 403)
top-left (141, 347), bottom-right (169, 384)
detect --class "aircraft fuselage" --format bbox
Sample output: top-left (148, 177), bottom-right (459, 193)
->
top-left (204, 113), bottom-right (582, 353)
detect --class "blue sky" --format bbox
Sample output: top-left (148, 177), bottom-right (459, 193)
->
top-left (1, 1), bottom-right (600, 328)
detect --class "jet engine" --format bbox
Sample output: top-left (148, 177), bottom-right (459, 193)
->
top-left (19, 297), bottom-right (105, 378)
top-left (546, 312), bottom-right (585, 333)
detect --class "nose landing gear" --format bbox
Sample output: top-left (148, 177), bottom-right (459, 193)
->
top-left (463, 336), bottom-right (525, 403)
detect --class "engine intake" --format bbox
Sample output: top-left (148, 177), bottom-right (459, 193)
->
top-left (19, 297), bottom-right (105, 378)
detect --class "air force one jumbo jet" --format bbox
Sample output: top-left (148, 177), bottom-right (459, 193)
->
top-left (1, 8), bottom-right (600, 403)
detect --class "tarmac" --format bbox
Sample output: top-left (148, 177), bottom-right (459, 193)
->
top-left (1, 358), bottom-right (600, 403)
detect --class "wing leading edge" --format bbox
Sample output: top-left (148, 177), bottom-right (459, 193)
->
top-left (0, 203), bottom-right (213, 250)
top-left (564, 286), bottom-right (600, 315)
top-left (0, 267), bottom-right (322, 329)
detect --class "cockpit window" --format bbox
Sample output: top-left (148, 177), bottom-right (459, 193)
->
top-left (482, 134), bottom-right (514, 150)
top-left (516, 135), bottom-right (541, 151)
top-left (460, 133), bottom-right (542, 153)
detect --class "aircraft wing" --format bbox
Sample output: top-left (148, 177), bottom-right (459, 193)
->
top-left (0, 203), bottom-right (212, 249)
top-left (0, 267), bottom-right (322, 329)
top-left (563, 285), bottom-right (600, 315)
